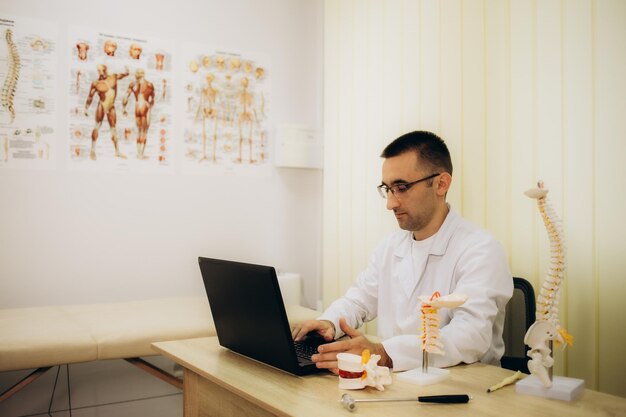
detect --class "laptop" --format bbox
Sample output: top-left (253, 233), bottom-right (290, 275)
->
top-left (198, 256), bottom-right (328, 376)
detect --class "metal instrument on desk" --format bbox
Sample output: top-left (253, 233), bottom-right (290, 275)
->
top-left (340, 393), bottom-right (470, 411)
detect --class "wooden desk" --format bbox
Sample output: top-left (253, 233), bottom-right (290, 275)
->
top-left (153, 337), bottom-right (625, 417)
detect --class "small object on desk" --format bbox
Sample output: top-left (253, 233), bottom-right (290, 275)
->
top-left (340, 393), bottom-right (470, 412)
top-left (397, 292), bottom-right (467, 386)
top-left (487, 370), bottom-right (524, 393)
top-left (337, 349), bottom-right (392, 391)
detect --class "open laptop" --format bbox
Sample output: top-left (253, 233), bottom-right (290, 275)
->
top-left (198, 257), bottom-right (328, 376)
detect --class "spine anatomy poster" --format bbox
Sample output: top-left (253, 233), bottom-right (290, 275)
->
top-left (181, 43), bottom-right (270, 174)
top-left (68, 26), bottom-right (174, 173)
top-left (0, 15), bottom-right (57, 169)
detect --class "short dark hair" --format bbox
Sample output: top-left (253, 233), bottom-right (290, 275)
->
top-left (380, 130), bottom-right (453, 175)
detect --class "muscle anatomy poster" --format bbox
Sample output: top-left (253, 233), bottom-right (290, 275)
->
top-left (0, 15), bottom-right (57, 169)
top-left (180, 43), bottom-right (270, 175)
top-left (68, 26), bottom-right (174, 173)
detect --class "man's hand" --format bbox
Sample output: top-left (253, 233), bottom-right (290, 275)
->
top-left (309, 318), bottom-right (393, 373)
top-left (291, 319), bottom-right (336, 342)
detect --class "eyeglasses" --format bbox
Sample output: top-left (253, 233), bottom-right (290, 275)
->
top-left (377, 173), bottom-right (440, 199)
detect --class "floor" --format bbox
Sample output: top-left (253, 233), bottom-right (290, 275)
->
top-left (0, 357), bottom-right (182, 417)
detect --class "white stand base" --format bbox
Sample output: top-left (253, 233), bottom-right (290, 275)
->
top-left (396, 367), bottom-right (450, 386)
top-left (516, 374), bottom-right (585, 401)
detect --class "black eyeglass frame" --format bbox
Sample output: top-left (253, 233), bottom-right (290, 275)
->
top-left (377, 173), bottom-right (441, 199)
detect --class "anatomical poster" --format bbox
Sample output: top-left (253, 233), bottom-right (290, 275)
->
top-left (67, 26), bottom-right (174, 173)
top-left (0, 15), bottom-right (57, 170)
top-left (180, 42), bottom-right (271, 175)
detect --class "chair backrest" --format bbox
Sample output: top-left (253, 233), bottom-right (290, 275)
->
top-left (501, 277), bottom-right (536, 373)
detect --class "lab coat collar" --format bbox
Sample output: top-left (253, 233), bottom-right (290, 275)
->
top-left (393, 204), bottom-right (459, 258)
top-left (392, 205), bottom-right (458, 297)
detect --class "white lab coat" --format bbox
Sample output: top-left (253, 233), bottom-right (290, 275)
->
top-left (318, 208), bottom-right (513, 372)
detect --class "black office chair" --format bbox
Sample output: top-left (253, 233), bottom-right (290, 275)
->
top-left (501, 277), bottom-right (536, 374)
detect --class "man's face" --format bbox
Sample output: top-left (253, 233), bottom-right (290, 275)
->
top-left (381, 151), bottom-right (439, 235)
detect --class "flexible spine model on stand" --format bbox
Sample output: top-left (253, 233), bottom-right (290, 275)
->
top-left (523, 181), bottom-right (573, 388)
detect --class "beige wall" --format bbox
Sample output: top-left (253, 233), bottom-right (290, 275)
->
top-left (323, 0), bottom-right (625, 397)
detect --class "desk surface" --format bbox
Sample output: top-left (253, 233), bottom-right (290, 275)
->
top-left (153, 337), bottom-right (625, 417)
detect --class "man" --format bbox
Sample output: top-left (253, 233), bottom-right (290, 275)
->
top-left (292, 131), bottom-right (513, 372)
top-left (84, 64), bottom-right (129, 160)
top-left (122, 68), bottom-right (155, 160)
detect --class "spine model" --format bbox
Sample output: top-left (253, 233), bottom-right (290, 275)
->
top-left (419, 291), bottom-right (444, 354)
top-left (418, 292), bottom-right (468, 355)
top-left (2, 28), bottom-right (21, 123)
top-left (524, 181), bottom-right (573, 347)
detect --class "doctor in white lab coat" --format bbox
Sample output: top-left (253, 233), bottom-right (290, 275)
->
top-left (292, 131), bottom-right (513, 372)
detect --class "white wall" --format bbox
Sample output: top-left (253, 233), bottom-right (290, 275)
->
top-left (0, 0), bottom-right (324, 309)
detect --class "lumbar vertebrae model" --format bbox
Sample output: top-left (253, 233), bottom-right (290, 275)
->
top-left (337, 349), bottom-right (392, 391)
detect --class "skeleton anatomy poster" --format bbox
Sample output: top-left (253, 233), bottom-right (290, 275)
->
top-left (181, 42), bottom-right (270, 175)
top-left (68, 26), bottom-right (174, 173)
top-left (0, 15), bottom-right (57, 169)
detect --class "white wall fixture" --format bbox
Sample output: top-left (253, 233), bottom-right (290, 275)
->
top-left (274, 124), bottom-right (322, 169)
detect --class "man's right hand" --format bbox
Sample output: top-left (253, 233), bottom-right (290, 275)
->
top-left (291, 319), bottom-right (336, 342)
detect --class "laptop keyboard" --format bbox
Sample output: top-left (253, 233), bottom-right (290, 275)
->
top-left (294, 341), bottom-right (320, 362)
